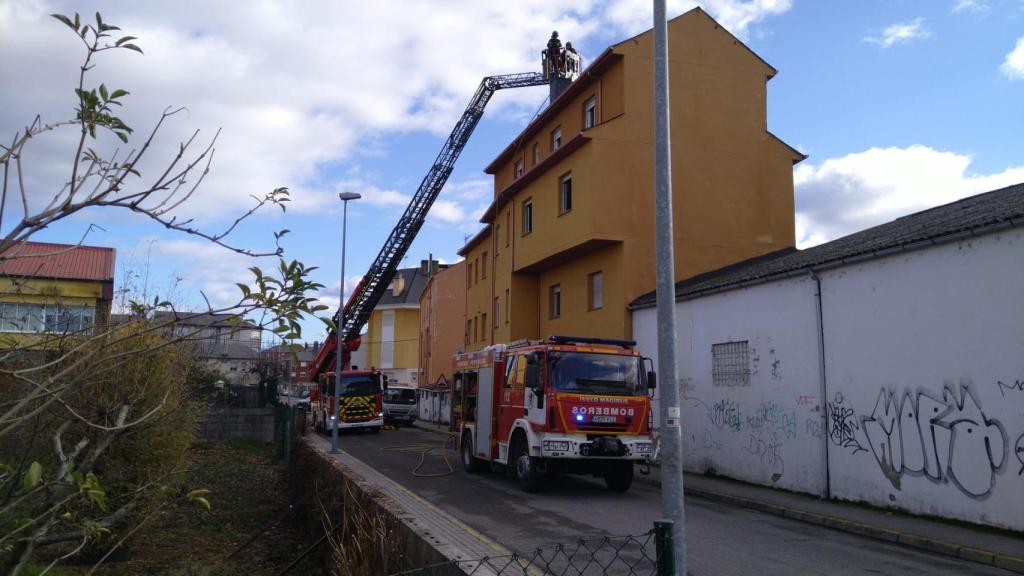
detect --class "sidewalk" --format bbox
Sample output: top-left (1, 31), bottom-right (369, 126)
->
top-left (411, 420), bottom-right (1024, 573)
top-left (640, 464), bottom-right (1024, 574)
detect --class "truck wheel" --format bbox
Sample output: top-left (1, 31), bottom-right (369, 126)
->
top-left (512, 436), bottom-right (543, 493)
top-left (461, 433), bottom-right (483, 473)
top-left (605, 461), bottom-right (634, 492)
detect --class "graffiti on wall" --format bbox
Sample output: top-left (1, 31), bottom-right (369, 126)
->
top-left (688, 394), bottom-right (799, 482)
top-left (860, 383), bottom-right (1007, 499)
top-left (826, 392), bottom-right (868, 454)
top-left (998, 379), bottom-right (1024, 397)
top-left (1016, 434), bottom-right (1024, 476)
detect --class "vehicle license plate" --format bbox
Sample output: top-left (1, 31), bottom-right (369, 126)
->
top-left (593, 415), bottom-right (616, 423)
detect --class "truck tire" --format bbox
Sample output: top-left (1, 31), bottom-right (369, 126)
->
top-left (461, 433), bottom-right (483, 473)
top-left (512, 435), bottom-right (543, 493)
top-left (605, 461), bottom-right (634, 492)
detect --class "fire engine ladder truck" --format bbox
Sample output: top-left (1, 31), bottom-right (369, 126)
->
top-left (308, 72), bottom-right (548, 381)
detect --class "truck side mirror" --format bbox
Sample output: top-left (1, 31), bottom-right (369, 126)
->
top-left (380, 374), bottom-right (388, 390)
top-left (647, 371), bottom-right (657, 390)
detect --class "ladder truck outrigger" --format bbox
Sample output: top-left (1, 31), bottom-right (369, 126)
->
top-left (309, 32), bottom-right (582, 433)
top-left (452, 336), bottom-right (657, 493)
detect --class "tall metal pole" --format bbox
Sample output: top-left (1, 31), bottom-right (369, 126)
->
top-left (331, 192), bottom-right (360, 453)
top-left (653, 1), bottom-right (686, 573)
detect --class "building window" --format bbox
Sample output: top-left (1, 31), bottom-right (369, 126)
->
top-left (495, 225), bottom-right (501, 253)
top-left (481, 251), bottom-right (487, 278)
top-left (481, 313), bottom-right (487, 341)
top-left (522, 199), bottom-right (533, 235)
top-left (474, 258), bottom-right (479, 283)
top-left (549, 284), bottom-right (561, 319)
top-left (551, 126), bottom-right (562, 151)
top-left (466, 319), bottom-right (472, 345)
top-left (505, 288), bottom-right (510, 323)
top-left (514, 158), bottom-right (524, 179)
top-left (532, 142), bottom-right (540, 166)
top-left (559, 173), bottom-right (572, 214)
top-left (506, 211), bottom-right (511, 246)
top-left (494, 297), bottom-right (500, 329)
top-left (712, 341), bottom-right (751, 387)
top-left (588, 271), bottom-right (603, 310)
top-left (0, 303), bottom-right (95, 334)
top-left (468, 262), bottom-right (473, 286)
top-left (583, 96), bottom-right (596, 129)
top-left (473, 316), bottom-right (478, 342)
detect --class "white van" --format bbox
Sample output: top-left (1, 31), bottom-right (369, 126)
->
top-left (382, 386), bottom-right (418, 425)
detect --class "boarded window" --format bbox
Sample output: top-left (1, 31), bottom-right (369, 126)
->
top-left (712, 341), bottom-right (750, 387)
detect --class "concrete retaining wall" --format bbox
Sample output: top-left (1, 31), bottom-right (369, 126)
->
top-left (200, 407), bottom-right (274, 442)
top-left (291, 438), bottom-right (462, 575)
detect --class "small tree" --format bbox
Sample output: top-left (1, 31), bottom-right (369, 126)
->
top-left (0, 12), bottom-right (329, 574)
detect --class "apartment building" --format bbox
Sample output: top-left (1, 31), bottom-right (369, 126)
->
top-left (460, 8), bottom-right (803, 349)
top-left (418, 260), bottom-right (465, 388)
top-left (363, 260), bottom-right (440, 386)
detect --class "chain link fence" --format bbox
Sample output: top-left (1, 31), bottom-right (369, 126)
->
top-left (390, 524), bottom-right (674, 576)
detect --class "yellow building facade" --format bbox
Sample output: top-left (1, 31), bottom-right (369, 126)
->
top-left (460, 9), bottom-right (803, 351)
top-left (0, 242), bottom-right (115, 346)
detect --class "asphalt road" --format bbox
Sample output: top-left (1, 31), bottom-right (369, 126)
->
top-left (331, 426), bottom-right (1012, 576)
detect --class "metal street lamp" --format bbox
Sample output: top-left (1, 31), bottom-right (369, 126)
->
top-left (331, 191), bottom-right (361, 454)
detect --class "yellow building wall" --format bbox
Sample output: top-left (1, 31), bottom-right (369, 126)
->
top-left (463, 237), bottom-right (492, 351)
top-left (536, 243), bottom-right (625, 339)
top-left (365, 307), bottom-right (421, 371)
top-left (467, 8), bottom-right (800, 345)
top-left (0, 278), bottom-right (105, 304)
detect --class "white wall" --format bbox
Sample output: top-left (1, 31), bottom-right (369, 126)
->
top-left (634, 228), bottom-right (1024, 530)
top-left (821, 229), bottom-right (1024, 531)
top-left (635, 275), bottom-right (826, 495)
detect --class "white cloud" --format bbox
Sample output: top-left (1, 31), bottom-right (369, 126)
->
top-left (864, 17), bottom-right (930, 48)
top-left (1, 1), bottom-right (792, 231)
top-left (952, 0), bottom-right (988, 14)
top-left (0, 1), bottom-right (604, 225)
top-left (1001, 37), bottom-right (1024, 79)
top-left (794, 145), bottom-right (1024, 248)
top-left (604, 0), bottom-right (792, 41)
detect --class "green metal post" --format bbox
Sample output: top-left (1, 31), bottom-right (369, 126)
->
top-left (655, 520), bottom-right (675, 576)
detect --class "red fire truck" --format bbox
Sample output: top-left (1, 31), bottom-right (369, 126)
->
top-left (452, 336), bottom-right (656, 493)
top-left (310, 369), bottom-right (387, 434)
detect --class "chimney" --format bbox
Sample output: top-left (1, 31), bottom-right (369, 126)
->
top-left (392, 274), bottom-right (406, 296)
top-left (542, 31), bottom-right (580, 104)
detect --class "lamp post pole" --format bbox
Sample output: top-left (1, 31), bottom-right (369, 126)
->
top-left (653, 0), bottom-right (686, 573)
top-left (331, 191), bottom-right (361, 454)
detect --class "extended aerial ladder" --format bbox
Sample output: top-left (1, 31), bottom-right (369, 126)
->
top-left (308, 33), bottom-right (580, 382)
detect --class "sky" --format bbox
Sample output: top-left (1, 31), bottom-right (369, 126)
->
top-left (1, 0), bottom-right (1022, 344)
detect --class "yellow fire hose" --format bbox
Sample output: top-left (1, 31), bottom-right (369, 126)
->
top-left (381, 432), bottom-right (458, 478)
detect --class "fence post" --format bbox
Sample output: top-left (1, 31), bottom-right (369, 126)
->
top-left (284, 405), bottom-right (292, 465)
top-left (655, 520), bottom-right (675, 576)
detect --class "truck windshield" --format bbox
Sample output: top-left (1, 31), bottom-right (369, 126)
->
top-left (383, 389), bottom-right (417, 404)
top-left (338, 376), bottom-right (380, 397)
top-left (547, 352), bottom-right (643, 396)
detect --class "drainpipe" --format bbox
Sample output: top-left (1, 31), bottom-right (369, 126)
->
top-left (809, 270), bottom-right (830, 499)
